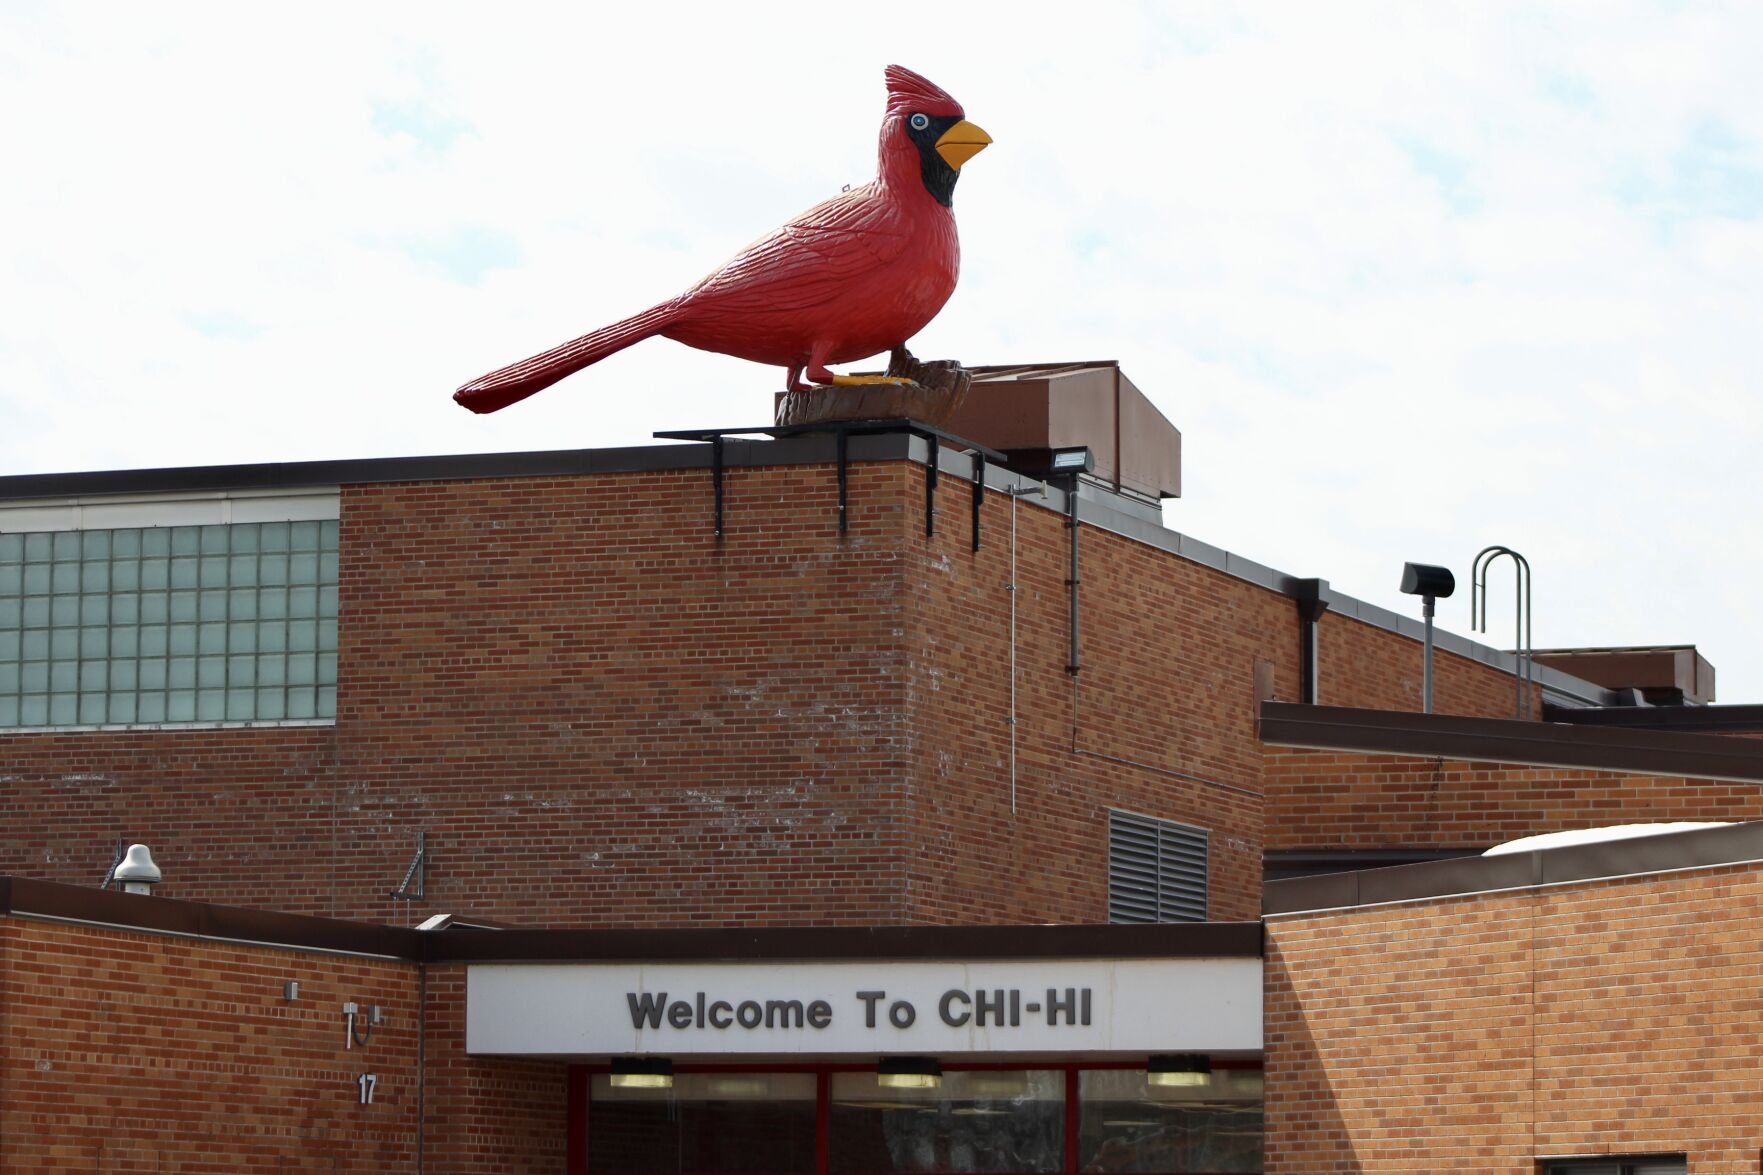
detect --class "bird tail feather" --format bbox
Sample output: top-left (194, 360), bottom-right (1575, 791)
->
top-left (453, 303), bottom-right (678, 414)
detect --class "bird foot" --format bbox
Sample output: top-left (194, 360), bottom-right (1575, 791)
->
top-left (829, 374), bottom-right (918, 387)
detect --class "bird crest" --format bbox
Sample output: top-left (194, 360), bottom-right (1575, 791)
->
top-left (885, 65), bottom-right (963, 119)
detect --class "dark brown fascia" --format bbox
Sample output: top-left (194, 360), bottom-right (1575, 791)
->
top-left (0, 435), bottom-right (922, 500)
top-left (1259, 701), bottom-right (1763, 785)
top-left (0, 875), bottom-right (423, 958)
top-left (418, 922), bottom-right (1263, 964)
top-left (1543, 702), bottom-right (1763, 733)
top-left (0, 428), bottom-right (1618, 709)
top-left (0, 876), bottom-right (1262, 963)
top-left (1263, 820), bottom-right (1763, 915)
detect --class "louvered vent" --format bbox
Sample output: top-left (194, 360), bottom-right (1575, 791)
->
top-left (1108, 809), bottom-right (1208, 923)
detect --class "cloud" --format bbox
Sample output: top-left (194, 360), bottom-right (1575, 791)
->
top-left (181, 311), bottom-right (267, 341)
top-left (2, 1), bottom-right (1762, 700)
top-left (378, 224), bottom-right (523, 286)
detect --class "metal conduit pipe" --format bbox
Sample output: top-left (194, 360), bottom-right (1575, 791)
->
top-left (1064, 474), bottom-right (1081, 677)
top-left (1004, 482), bottom-right (1045, 815)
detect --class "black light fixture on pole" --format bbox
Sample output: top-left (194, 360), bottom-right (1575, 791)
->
top-left (1399, 563), bottom-right (1456, 714)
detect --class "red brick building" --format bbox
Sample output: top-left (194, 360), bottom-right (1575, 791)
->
top-left (5, 367), bottom-right (1762, 1171)
top-left (1264, 821), bottom-right (1763, 1174)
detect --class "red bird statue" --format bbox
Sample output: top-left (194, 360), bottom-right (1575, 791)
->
top-left (454, 66), bottom-right (990, 414)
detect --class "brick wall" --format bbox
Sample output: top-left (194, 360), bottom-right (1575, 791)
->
top-left (894, 485), bottom-right (1291, 923)
top-left (1318, 608), bottom-right (1540, 719)
top-left (0, 910), bottom-right (568, 1173)
top-left (422, 967), bottom-right (567, 1174)
top-left (1264, 746), bottom-right (1763, 851)
top-left (0, 454), bottom-right (1536, 926)
top-left (0, 726), bottom-right (335, 911)
top-left (0, 914), bottom-right (419, 1171)
top-left (1265, 861), bottom-right (1763, 1171)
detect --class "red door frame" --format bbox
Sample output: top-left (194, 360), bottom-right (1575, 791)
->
top-left (566, 1060), bottom-right (1264, 1175)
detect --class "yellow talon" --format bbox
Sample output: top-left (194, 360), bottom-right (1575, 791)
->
top-left (830, 375), bottom-right (916, 386)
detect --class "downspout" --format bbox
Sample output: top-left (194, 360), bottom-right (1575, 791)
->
top-left (1289, 578), bottom-right (1329, 704)
top-left (417, 961), bottom-right (427, 1173)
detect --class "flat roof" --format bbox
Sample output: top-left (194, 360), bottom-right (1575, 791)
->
top-left (1263, 819), bottom-right (1763, 915)
top-left (1259, 701), bottom-right (1763, 784)
top-left (1544, 702), bottom-right (1763, 733)
top-left (0, 428), bottom-right (1617, 709)
top-left (0, 875), bottom-right (1262, 962)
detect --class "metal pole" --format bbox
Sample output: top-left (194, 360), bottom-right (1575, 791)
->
top-left (1422, 596), bottom-right (1436, 714)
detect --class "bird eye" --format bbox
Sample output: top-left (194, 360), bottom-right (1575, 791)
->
top-left (909, 113), bottom-right (930, 131)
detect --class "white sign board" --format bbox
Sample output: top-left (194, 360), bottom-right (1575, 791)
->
top-left (467, 958), bottom-right (1261, 1057)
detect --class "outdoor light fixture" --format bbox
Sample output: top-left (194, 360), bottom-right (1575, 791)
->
top-left (609, 1057), bottom-right (674, 1090)
top-left (1147, 1054), bottom-right (1211, 1087)
top-left (1398, 562), bottom-right (1456, 715)
top-left (965, 1071), bottom-right (1029, 1098)
top-left (343, 1002), bottom-right (383, 1049)
top-left (705, 1075), bottom-right (771, 1098)
top-left (877, 1057), bottom-right (942, 1089)
top-left (112, 844), bottom-right (162, 896)
top-left (1048, 446), bottom-right (1095, 474)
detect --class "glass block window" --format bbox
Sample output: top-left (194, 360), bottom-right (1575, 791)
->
top-left (0, 520), bottom-right (338, 728)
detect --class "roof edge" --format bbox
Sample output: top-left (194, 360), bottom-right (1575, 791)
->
top-left (0, 428), bottom-right (1615, 709)
top-left (1259, 701), bottom-right (1763, 784)
top-left (1263, 819), bottom-right (1763, 915)
top-left (0, 435), bottom-right (919, 500)
top-left (1543, 702), bottom-right (1763, 733)
top-left (0, 875), bottom-right (1263, 962)
top-left (0, 875), bottom-right (422, 958)
top-left (420, 921), bottom-right (1265, 964)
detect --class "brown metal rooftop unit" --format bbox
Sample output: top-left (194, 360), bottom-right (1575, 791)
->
top-left (1531, 645), bottom-right (1716, 706)
top-left (940, 362), bottom-right (1181, 502)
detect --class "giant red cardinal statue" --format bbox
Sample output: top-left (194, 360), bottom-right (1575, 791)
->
top-left (454, 66), bottom-right (989, 414)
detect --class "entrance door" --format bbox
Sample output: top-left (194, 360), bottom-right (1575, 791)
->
top-left (571, 1063), bottom-right (1265, 1174)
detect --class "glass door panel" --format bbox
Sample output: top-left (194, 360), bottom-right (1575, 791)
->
top-left (828, 1070), bottom-right (1065, 1173)
top-left (589, 1072), bottom-right (817, 1173)
top-left (1078, 1068), bottom-right (1262, 1174)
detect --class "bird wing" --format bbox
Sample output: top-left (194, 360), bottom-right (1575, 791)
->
top-left (676, 184), bottom-right (914, 317)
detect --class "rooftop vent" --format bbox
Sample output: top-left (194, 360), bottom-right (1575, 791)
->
top-left (1529, 646), bottom-right (1715, 706)
top-left (940, 362), bottom-right (1181, 504)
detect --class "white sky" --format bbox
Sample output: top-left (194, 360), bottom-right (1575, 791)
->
top-left (3, 3), bottom-right (1760, 702)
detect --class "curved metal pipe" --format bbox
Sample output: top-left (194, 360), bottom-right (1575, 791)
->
top-left (1471, 545), bottom-right (1533, 718)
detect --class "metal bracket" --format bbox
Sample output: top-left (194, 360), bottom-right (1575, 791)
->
top-left (656, 420), bottom-right (1003, 548)
top-left (971, 452), bottom-right (986, 552)
top-left (711, 436), bottom-right (725, 540)
top-left (924, 445), bottom-right (939, 538)
top-left (837, 429), bottom-right (850, 534)
top-left (388, 831), bottom-right (426, 901)
top-left (99, 835), bottom-right (125, 890)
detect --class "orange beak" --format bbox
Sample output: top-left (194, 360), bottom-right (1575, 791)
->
top-left (935, 120), bottom-right (992, 170)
